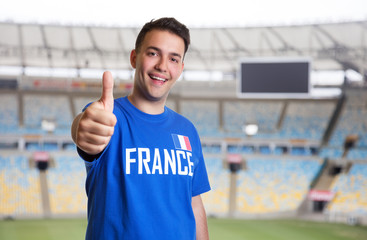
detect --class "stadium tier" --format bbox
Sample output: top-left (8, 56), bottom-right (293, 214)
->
top-left (329, 108), bottom-right (367, 148)
top-left (0, 86), bottom-right (366, 223)
top-left (202, 157), bottom-right (323, 216)
top-left (201, 158), bottom-right (230, 215)
top-left (180, 100), bottom-right (220, 137)
top-left (0, 89), bottom-right (366, 150)
top-left (327, 163), bottom-right (367, 215)
top-left (0, 93), bottom-right (18, 133)
top-left (0, 152), bottom-right (86, 218)
top-left (276, 101), bottom-right (335, 140)
top-left (73, 96), bottom-right (98, 114)
top-left (0, 153), bottom-right (42, 216)
top-left (47, 154), bottom-right (87, 214)
top-left (223, 101), bottom-right (283, 137)
top-left (23, 94), bottom-right (72, 134)
top-left (347, 149), bottom-right (367, 160)
top-left (236, 158), bottom-right (322, 214)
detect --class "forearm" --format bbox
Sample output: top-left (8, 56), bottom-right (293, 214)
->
top-left (192, 195), bottom-right (209, 240)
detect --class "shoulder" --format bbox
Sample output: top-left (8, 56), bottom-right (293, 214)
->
top-left (166, 107), bottom-right (196, 128)
top-left (113, 96), bottom-right (132, 116)
top-left (166, 107), bottom-right (201, 146)
top-left (114, 96), bottom-right (128, 109)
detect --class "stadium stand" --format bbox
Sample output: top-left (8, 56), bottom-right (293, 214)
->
top-left (23, 94), bottom-right (73, 135)
top-left (47, 153), bottom-right (87, 214)
top-left (328, 108), bottom-right (367, 147)
top-left (327, 163), bottom-right (367, 217)
top-left (0, 93), bottom-right (18, 133)
top-left (0, 153), bottom-right (42, 217)
top-left (0, 77), bottom-right (366, 226)
top-left (277, 101), bottom-right (335, 140)
top-left (328, 88), bottom-right (367, 148)
top-left (180, 100), bottom-right (220, 137)
top-left (201, 158), bottom-right (230, 216)
top-left (165, 99), bottom-right (177, 112)
top-left (347, 149), bottom-right (367, 160)
top-left (73, 96), bottom-right (98, 114)
top-left (318, 147), bottom-right (344, 159)
top-left (235, 158), bottom-right (322, 214)
top-left (223, 100), bottom-right (283, 137)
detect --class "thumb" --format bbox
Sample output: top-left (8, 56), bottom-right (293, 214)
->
top-left (99, 71), bottom-right (114, 112)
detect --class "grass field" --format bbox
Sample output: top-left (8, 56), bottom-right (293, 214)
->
top-left (0, 217), bottom-right (366, 240)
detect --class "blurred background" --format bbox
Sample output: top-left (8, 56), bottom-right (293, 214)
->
top-left (0, 0), bottom-right (367, 239)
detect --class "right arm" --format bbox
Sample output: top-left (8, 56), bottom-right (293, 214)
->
top-left (71, 71), bottom-right (117, 156)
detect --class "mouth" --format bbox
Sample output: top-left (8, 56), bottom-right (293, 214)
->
top-left (149, 74), bottom-right (167, 83)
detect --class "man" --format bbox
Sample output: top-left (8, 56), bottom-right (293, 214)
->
top-left (71, 18), bottom-right (211, 240)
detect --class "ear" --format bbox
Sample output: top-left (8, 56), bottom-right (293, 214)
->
top-left (130, 49), bottom-right (137, 69)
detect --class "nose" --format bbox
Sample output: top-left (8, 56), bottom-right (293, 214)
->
top-left (154, 57), bottom-right (168, 72)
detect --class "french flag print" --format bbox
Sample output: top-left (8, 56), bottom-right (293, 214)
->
top-left (172, 134), bottom-right (192, 151)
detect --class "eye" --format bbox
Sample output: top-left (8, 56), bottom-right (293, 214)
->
top-left (170, 57), bottom-right (179, 63)
top-left (147, 51), bottom-right (158, 57)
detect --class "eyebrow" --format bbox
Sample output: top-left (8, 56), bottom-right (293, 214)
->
top-left (146, 46), bottom-right (183, 60)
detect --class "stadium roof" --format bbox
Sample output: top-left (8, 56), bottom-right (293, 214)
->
top-left (0, 20), bottom-right (366, 79)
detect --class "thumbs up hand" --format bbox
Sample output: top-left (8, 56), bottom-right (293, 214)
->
top-left (98, 71), bottom-right (115, 113)
top-left (73, 71), bottom-right (117, 156)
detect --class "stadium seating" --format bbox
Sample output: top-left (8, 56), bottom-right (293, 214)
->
top-left (236, 158), bottom-right (322, 214)
top-left (277, 101), bottom-right (335, 140)
top-left (0, 153), bottom-right (42, 216)
top-left (347, 149), bottom-right (367, 160)
top-left (0, 87), bottom-right (366, 220)
top-left (328, 108), bottom-right (367, 148)
top-left (0, 93), bottom-right (18, 133)
top-left (223, 100), bottom-right (282, 137)
top-left (327, 163), bottom-right (367, 214)
top-left (202, 143), bottom-right (222, 154)
top-left (0, 151), bottom-right (87, 217)
top-left (73, 96), bottom-right (97, 113)
top-left (180, 100), bottom-right (220, 136)
top-left (165, 99), bottom-right (177, 112)
top-left (23, 94), bottom-right (73, 134)
top-left (227, 144), bottom-right (255, 154)
top-left (47, 153), bottom-right (87, 214)
top-left (318, 147), bottom-right (344, 159)
top-left (201, 157), bottom-right (230, 215)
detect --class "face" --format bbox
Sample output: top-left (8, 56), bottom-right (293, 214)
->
top-left (130, 30), bottom-right (185, 103)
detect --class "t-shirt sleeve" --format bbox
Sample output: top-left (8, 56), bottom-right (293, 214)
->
top-left (192, 154), bottom-right (211, 196)
top-left (77, 146), bottom-right (102, 162)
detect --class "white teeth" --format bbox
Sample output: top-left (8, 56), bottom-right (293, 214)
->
top-left (151, 75), bottom-right (166, 82)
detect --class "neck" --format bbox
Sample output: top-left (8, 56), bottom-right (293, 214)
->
top-left (127, 93), bottom-right (166, 115)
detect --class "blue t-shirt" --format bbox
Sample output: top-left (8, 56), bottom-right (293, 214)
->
top-left (79, 96), bottom-right (211, 240)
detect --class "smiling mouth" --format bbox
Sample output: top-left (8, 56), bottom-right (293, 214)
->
top-left (149, 74), bottom-right (167, 82)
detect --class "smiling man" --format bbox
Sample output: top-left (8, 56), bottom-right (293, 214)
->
top-left (128, 29), bottom-right (185, 114)
top-left (71, 18), bottom-right (211, 240)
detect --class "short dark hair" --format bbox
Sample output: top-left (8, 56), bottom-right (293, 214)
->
top-left (135, 17), bottom-right (190, 57)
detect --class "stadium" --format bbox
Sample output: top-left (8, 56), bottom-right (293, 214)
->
top-left (1, 2), bottom-right (367, 240)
